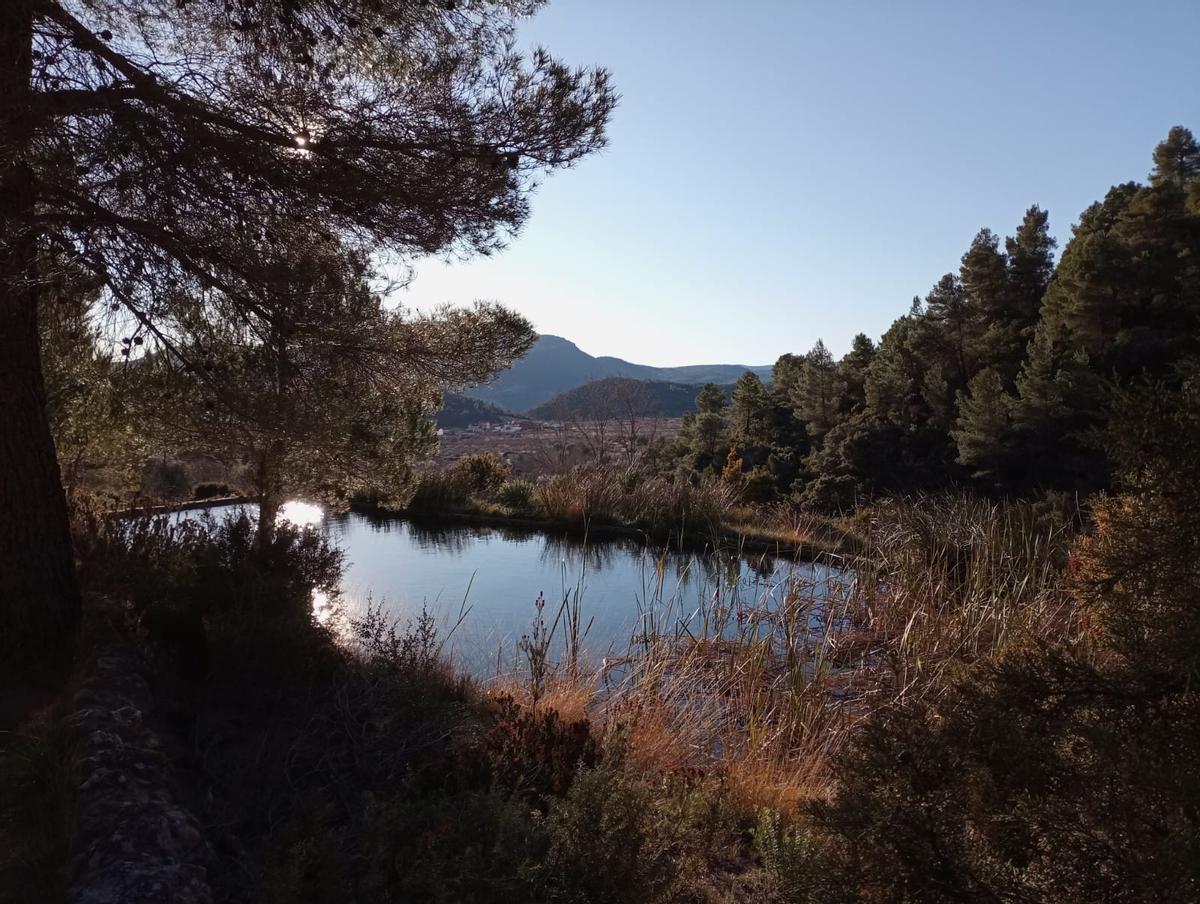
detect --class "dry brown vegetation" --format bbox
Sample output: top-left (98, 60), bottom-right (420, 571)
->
top-left (481, 495), bottom-right (1077, 819)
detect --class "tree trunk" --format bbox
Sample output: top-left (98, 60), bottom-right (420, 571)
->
top-left (0, 0), bottom-right (81, 677)
top-left (257, 493), bottom-right (281, 553)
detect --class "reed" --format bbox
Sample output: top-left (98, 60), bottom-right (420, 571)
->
top-left (493, 494), bottom-right (1076, 814)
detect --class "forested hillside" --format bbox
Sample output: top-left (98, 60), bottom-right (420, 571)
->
top-left (436, 393), bottom-right (514, 429)
top-left (465, 334), bottom-right (770, 412)
top-left (660, 127), bottom-right (1200, 511)
top-left (527, 377), bottom-right (722, 421)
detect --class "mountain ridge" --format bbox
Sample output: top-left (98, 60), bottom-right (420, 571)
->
top-left (464, 334), bottom-right (772, 413)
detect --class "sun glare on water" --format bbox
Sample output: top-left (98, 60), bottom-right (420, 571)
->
top-left (273, 501), bottom-right (332, 623)
top-left (277, 500), bottom-right (324, 528)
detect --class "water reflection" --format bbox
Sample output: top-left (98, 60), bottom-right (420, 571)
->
top-left (176, 504), bottom-right (850, 674)
top-left (278, 500), bottom-right (323, 528)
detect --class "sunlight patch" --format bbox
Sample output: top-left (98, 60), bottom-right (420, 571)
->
top-left (277, 500), bottom-right (323, 528)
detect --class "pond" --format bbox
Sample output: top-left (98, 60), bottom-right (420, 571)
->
top-left (177, 501), bottom-right (850, 674)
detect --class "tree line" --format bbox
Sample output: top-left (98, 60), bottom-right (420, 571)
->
top-left (664, 126), bottom-right (1200, 511)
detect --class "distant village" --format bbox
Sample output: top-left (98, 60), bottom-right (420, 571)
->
top-left (437, 418), bottom-right (562, 437)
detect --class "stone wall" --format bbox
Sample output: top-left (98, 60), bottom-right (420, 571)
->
top-left (66, 596), bottom-right (212, 904)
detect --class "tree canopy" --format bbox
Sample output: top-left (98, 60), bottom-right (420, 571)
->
top-left (0, 0), bottom-right (614, 669)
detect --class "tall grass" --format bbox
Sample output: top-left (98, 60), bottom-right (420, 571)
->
top-left (533, 465), bottom-right (739, 537)
top-left (491, 494), bottom-right (1077, 815)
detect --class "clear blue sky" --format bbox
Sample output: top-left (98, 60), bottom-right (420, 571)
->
top-left (404, 0), bottom-right (1200, 367)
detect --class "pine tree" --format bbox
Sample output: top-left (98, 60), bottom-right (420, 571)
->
top-left (1011, 127), bottom-right (1200, 490)
top-left (790, 340), bottom-right (844, 441)
top-left (920, 273), bottom-right (974, 395)
top-left (1004, 206), bottom-right (1057, 350)
top-left (952, 368), bottom-right (1017, 490)
top-left (1150, 125), bottom-right (1200, 189)
top-left (137, 233), bottom-right (532, 549)
top-left (0, 0), bottom-right (614, 667)
top-left (839, 333), bottom-right (876, 415)
top-left (729, 371), bottom-right (774, 451)
top-left (678, 383), bottom-right (729, 475)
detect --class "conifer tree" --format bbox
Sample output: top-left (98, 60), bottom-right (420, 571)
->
top-left (677, 383), bottom-right (729, 475)
top-left (952, 368), bottom-right (1017, 490)
top-left (919, 273), bottom-right (974, 396)
top-left (138, 233), bottom-right (532, 549)
top-left (838, 333), bottom-right (876, 415)
top-left (790, 339), bottom-right (843, 441)
top-left (1009, 127), bottom-right (1200, 490)
top-left (729, 371), bottom-right (774, 452)
top-left (0, 0), bottom-right (614, 666)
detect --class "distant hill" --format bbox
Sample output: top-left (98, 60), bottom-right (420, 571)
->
top-left (464, 334), bottom-right (771, 413)
top-left (435, 393), bottom-right (514, 429)
top-left (527, 376), bottom-right (727, 422)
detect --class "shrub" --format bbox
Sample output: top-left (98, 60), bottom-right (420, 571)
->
top-left (406, 469), bottom-right (470, 512)
top-left (795, 473), bottom-right (859, 514)
top-left (192, 481), bottom-right (233, 499)
top-left (74, 511), bottom-right (345, 663)
top-left (498, 478), bottom-right (536, 511)
top-left (540, 758), bottom-right (681, 903)
top-left (481, 694), bottom-right (601, 801)
top-left (753, 809), bottom-right (830, 903)
top-left (532, 465), bottom-right (737, 536)
top-left (0, 713), bottom-right (80, 904)
top-left (450, 452), bottom-right (512, 497)
top-left (741, 466), bottom-right (779, 503)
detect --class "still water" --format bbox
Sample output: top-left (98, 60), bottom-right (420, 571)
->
top-left (181, 502), bottom-right (847, 671)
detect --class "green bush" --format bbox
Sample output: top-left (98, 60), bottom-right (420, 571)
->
top-left (498, 478), bottom-right (536, 511)
top-left (753, 809), bottom-right (831, 903)
top-left (406, 469), bottom-right (470, 512)
top-left (140, 457), bottom-right (192, 501)
top-left (539, 758), bottom-right (681, 903)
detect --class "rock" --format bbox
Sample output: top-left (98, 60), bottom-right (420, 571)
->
top-left (66, 595), bottom-right (213, 904)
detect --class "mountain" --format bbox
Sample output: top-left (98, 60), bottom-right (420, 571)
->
top-left (465, 334), bottom-right (772, 413)
top-left (435, 393), bottom-right (514, 429)
top-left (527, 377), bottom-right (723, 421)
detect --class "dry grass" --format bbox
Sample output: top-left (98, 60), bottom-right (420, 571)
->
top-left (486, 495), bottom-right (1077, 817)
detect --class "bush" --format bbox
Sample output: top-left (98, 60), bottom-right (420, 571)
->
top-left (406, 469), bottom-right (470, 512)
top-left (450, 452), bottom-right (511, 497)
top-left (74, 511), bottom-right (344, 661)
top-left (540, 758), bottom-right (682, 903)
top-left (0, 713), bottom-right (79, 904)
top-left (532, 465), bottom-right (736, 536)
top-left (192, 481), bottom-right (233, 499)
top-left (741, 466), bottom-right (779, 503)
top-left (498, 478), bottom-right (536, 511)
top-left (753, 809), bottom-right (831, 903)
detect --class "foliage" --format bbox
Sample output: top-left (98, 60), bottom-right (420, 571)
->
top-left (809, 367), bottom-right (1200, 903)
top-left (539, 758), bottom-right (683, 904)
top-left (657, 128), bottom-right (1199, 507)
top-left (192, 482), bottom-right (234, 500)
top-left (0, 713), bottom-right (79, 904)
top-left (1, 0), bottom-right (615, 661)
top-left (498, 478), bottom-right (537, 511)
top-left (753, 809), bottom-right (831, 903)
top-left (451, 452), bottom-right (513, 498)
top-left (134, 234), bottom-right (534, 544)
top-left (38, 263), bottom-right (147, 502)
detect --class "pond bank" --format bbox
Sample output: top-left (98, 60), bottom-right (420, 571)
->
top-left (350, 500), bottom-right (860, 565)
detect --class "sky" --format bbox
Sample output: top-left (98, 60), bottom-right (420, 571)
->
top-left (400, 0), bottom-right (1200, 367)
